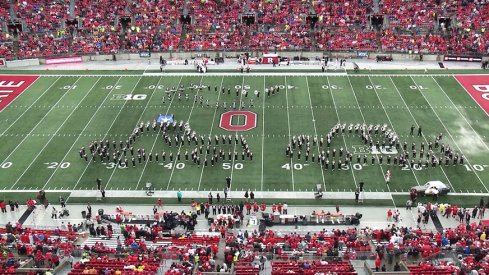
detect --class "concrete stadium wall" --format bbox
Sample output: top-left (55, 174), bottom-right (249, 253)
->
top-left (30, 51), bottom-right (446, 66)
top-left (80, 51), bottom-right (442, 62)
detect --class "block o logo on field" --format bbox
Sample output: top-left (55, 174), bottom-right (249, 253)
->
top-left (219, 111), bottom-right (257, 131)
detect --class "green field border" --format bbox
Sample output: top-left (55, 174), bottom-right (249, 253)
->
top-left (1, 69), bottom-right (489, 75)
top-left (0, 192), bottom-right (70, 203)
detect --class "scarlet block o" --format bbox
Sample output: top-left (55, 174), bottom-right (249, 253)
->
top-left (219, 111), bottom-right (257, 131)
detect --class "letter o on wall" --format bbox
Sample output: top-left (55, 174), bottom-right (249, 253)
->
top-left (219, 111), bottom-right (257, 131)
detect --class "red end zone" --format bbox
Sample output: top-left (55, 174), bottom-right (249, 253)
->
top-left (455, 75), bottom-right (489, 116)
top-left (0, 75), bottom-right (39, 111)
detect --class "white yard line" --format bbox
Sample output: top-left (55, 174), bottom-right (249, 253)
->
top-left (432, 76), bottom-right (489, 152)
top-left (11, 77), bottom-right (100, 189)
top-left (305, 76), bottom-right (326, 191)
top-left (105, 76), bottom-right (166, 190)
top-left (367, 76), bottom-right (422, 187)
top-left (197, 76), bottom-right (225, 191)
top-left (345, 76), bottom-right (395, 207)
top-left (229, 75), bottom-right (246, 191)
top-left (135, 76), bottom-right (183, 190)
top-left (166, 76), bottom-right (204, 190)
top-left (261, 76), bottom-right (266, 192)
top-left (0, 76), bottom-right (59, 136)
top-left (71, 76), bottom-right (142, 191)
top-left (0, 77), bottom-right (80, 167)
top-left (410, 76), bottom-right (489, 192)
top-left (43, 77), bottom-right (116, 189)
top-left (388, 76), bottom-right (455, 192)
top-left (284, 76), bottom-right (295, 191)
top-left (325, 76), bottom-right (358, 188)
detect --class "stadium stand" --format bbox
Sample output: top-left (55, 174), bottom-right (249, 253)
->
top-left (17, 32), bottom-right (69, 59)
top-left (312, 0), bottom-right (373, 28)
top-left (12, 0), bottom-right (71, 33)
top-left (0, 32), bottom-right (15, 60)
top-left (0, 0), bottom-right (487, 59)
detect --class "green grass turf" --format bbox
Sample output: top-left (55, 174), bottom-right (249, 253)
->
top-left (1, 68), bottom-right (489, 75)
top-left (1, 74), bottom-right (489, 202)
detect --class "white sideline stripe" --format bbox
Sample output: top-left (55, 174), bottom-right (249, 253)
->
top-left (305, 76), bottom-right (326, 190)
top-left (69, 76), bottom-right (130, 192)
top-left (0, 77), bottom-right (80, 167)
top-left (104, 76), bottom-right (157, 189)
top-left (135, 76), bottom-right (182, 190)
top-left (197, 76), bottom-right (225, 191)
top-left (11, 77), bottom-right (99, 189)
top-left (411, 76), bottom-right (489, 193)
top-left (144, 72), bottom-right (349, 76)
top-left (42, 77), bottom-right (113, 189)
top-left (387, 76), bottom-right (455, 192)
top-left (0, 189), bottom-right (483, 197)
top-left (66, 190), bottom-right (396, 199)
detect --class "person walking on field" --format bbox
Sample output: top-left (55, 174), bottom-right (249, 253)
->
top-left (384, 170), bottom-right (391, 184)
top-left (177, 190), bottom-right (182, 202)
top-left (96, 178), bottom-right (102, 190)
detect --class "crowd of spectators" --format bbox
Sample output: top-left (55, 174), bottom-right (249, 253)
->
top-left (0, 0), bottom-right (488, 59)
top-left (0, 223), bottom-right (77, 273)
top-left (312, 0), bottom-right (373, 28)
top-left (16, 31), bottom-right (69, 59)
top-left (380, 0), bottom-right (435, 30)
top-left (129, 0), bottom-right (180, 29)
top-left (0, 32), bottom-right (15, 60)
top-left (77, 0), bottom-right (126, 30)
top-left (315, 27), bottom-right (377, 51)
top-left (69, 255), bottom-right (159, 274)
top-left (13, 0), bottom-right (71, 33)
top-left (380, 29), bottom-right (449, 53)
top-left (7, 193), bottom-right (489, 275)
top-left (372, 205), bottom-right (489, 274)
top-left (72, 29), bottom-right (120, 55)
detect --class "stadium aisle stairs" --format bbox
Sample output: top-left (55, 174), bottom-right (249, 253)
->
top-left (13, 39), bottom-right (19, 59)
top-left (81, 232), bottom-right (174, 249)
top-left (8, 0), bottom-right (15, 19)
top-left (214, 238), bottom-right (226, 267)
top-left (373, 0), bottom-right (379, 13)
top-left (82, 233), bottom-right (124, 249)
top-left (178, 24), bottom-right (188, 50)
top-left (69, 0), bottom-right (75, 17)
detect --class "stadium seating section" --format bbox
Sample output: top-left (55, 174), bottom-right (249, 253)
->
top-left (0, 0), bottom-right (487, 59)
top-left (4, 215), bottom-right (489, 274)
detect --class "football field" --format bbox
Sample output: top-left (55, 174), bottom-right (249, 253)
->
top-left (1, 73), bottom-right (489, 200)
